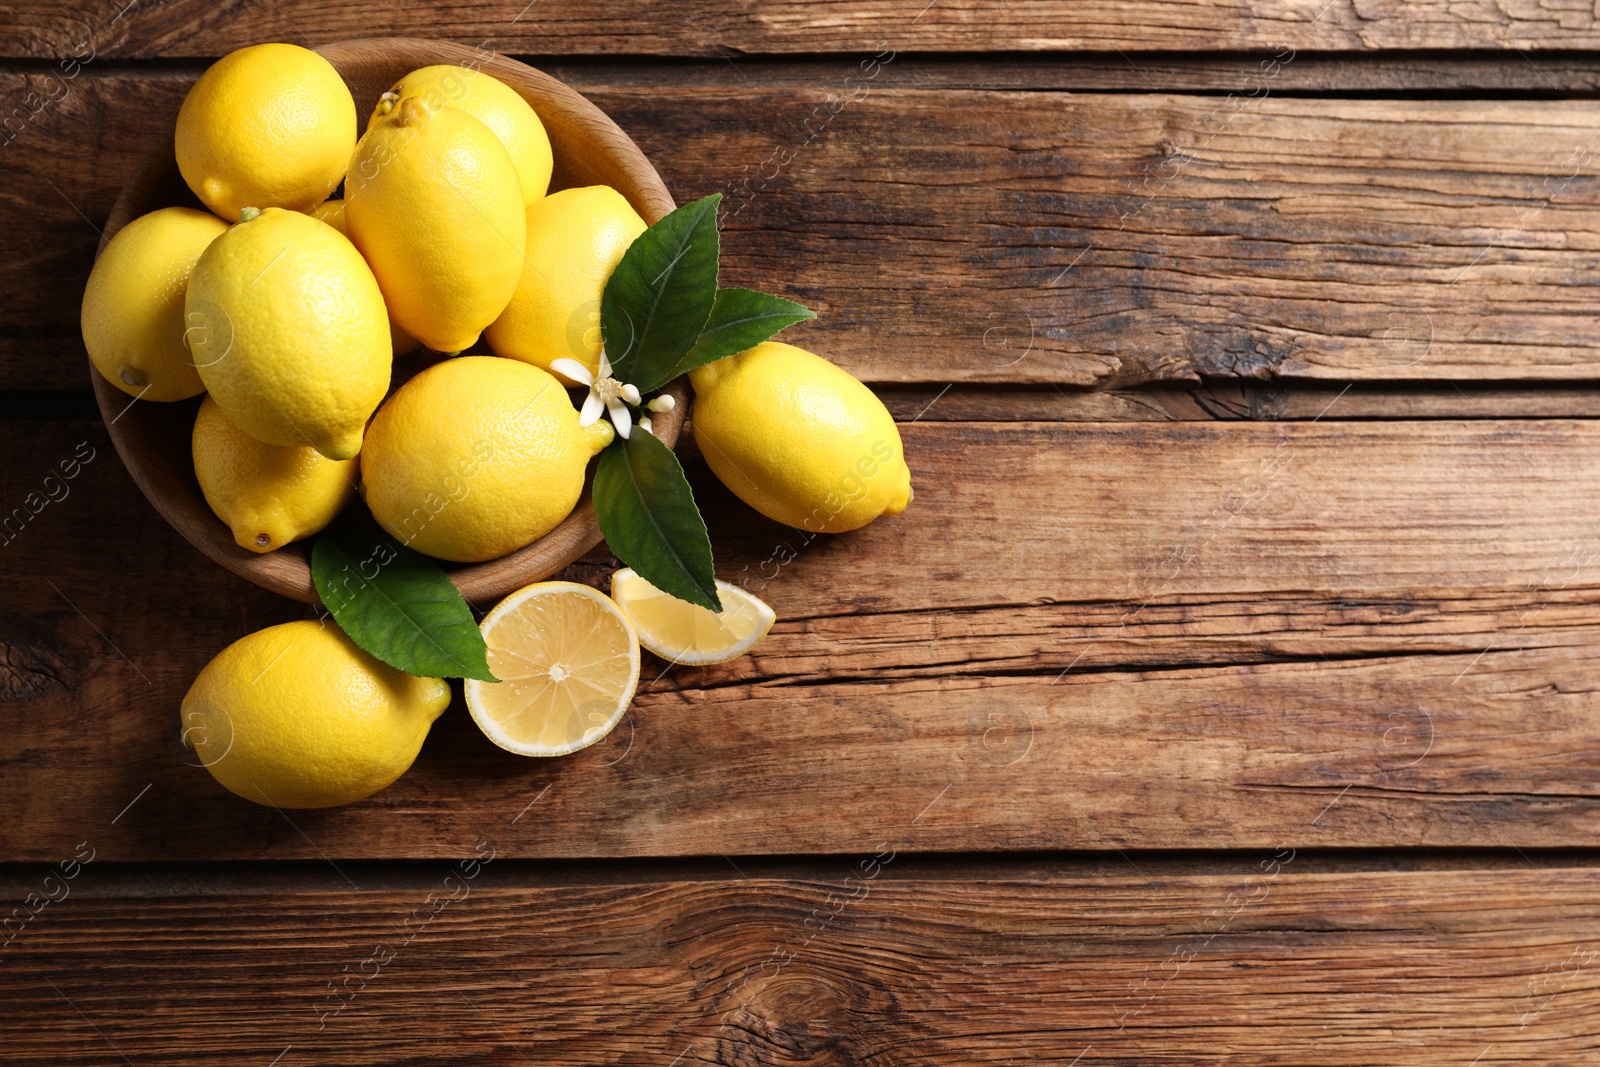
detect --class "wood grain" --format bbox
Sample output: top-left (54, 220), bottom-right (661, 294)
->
top-left (538, 54), bottom-right (1600, 94)
top-left (6, 0), bottom-right (1600, 57)
top-left (5, 862), bottom-right (1600, 1065)
top-left (11, 71), bottom-right (1600, 389)
top-left (8, 417), bottom-right (1600, 859)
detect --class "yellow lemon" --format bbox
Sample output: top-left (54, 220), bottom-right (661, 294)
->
top-left (368, 64), bottom-right (552, 205)
top-left (81, 207), bottom-right (228, 401)
top-left (360, 356), bottom-right (613, 563)
top-left (346, 98), bottom-right (526, 353)
top-left (485, 185), bottom-right (646, 380)
top-left (192, 394), bottom-right (358, 553)
top-left (307, 198), bottom-right (420, 356)
top-left (186, 206), bottom-right (390, 461)
top-left (465, 582), bottom-right (639, 757)
top-left (181, 620), bottom-right (451, 809)
top-left (610, 568), bottom-right (775, 665)
top-left (690, 341), bottom-right (912, 533)
top-left (175, 43), bottom-right (357, 220)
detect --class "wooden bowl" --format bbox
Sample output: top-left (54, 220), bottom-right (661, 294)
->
top-left (91, 38), bottom-right (684, 606)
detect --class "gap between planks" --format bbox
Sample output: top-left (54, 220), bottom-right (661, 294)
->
top-left (7, 53), bottom-right (1600, 95)
top-left (16, 382), bottom-right (1600, 425)
top-left (3, 848), bottom-right (1600, 897)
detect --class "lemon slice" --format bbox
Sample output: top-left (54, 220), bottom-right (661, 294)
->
top-left (609, 569), bottom-right (776, 666)
top-left (464, 582), bottom-right (640, 757)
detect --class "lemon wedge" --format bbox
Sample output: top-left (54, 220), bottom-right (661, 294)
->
top-left (464, 582), bottom-right (640, 757)
top-left (610, 569), bottom-right (776, 666)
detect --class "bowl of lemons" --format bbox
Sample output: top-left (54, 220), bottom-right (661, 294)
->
top-left (86, 38), bottom-right (686, 605)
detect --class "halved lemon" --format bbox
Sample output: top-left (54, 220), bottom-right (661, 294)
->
top-left (609, 568), bottom-right (776, 666)
top-left (464, 581), bottom-right (640, 757)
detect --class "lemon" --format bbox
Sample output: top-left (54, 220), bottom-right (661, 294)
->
top-left (81, 207), bottom-right (228, 401)
top-left (368, 65), bottom-right (552, 205)
top-left (175, 43), bottom-right (357, 220)
top-left (610, 568), bottom-right (775, 665)
top-left (464, 582), bottom-right (639, 756)
top-left (186, 206), bottom-right (391, 461)
top-left (485, 186), bottom-right (646, 380)
top-left (181, 620), bottom-right (450, 808)
top-left (346, 97), bottom-right (526, 353)
top-left (690, 341), bottom-right (913, 533)
top-left (307, 198), bottom-right (420, 356)
top-left (192, 394), bottom-right (358, 553)
top-left (360, 356), bottom-right (613, 563)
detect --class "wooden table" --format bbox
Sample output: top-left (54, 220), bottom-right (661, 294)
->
top-left (7, 4), bottom-right (1600, 1063)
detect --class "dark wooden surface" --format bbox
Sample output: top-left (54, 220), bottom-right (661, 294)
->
top-left (6, 6), bottom-right (1600, 1063)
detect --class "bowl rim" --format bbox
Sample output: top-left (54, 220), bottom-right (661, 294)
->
top-left (91, 37), bottom-right (685, 607)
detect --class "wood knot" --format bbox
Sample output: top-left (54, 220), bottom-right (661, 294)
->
top-left (714, 966), bottom-right (897, 1064)
top-left (0, 638), bottom-right (69, 701)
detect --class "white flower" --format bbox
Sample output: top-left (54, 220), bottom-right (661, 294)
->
top-left (551, 353), bottom-right (642, 439)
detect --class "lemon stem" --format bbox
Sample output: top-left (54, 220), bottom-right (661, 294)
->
top-left (238, 206), bottom-right (262, 223)
top-left (395, 96), bottom-right (430, 127)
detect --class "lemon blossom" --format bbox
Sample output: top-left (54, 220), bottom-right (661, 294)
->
top-left (552, 353), bottom-right (643, 438)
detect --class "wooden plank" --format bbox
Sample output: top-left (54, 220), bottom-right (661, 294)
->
top-left (5, 862), bottom-right (1600, 1064)
top-left (8, 417), bottom-right (1600, 859)
top-left (542, 54), bottom-right (1600, 94)
top-left (9, 72), bottom-right (1600, 389)
top-left (695, 91), bottom-right (1600, 386)
top-left (7, 0), bottom-right (1600, 58)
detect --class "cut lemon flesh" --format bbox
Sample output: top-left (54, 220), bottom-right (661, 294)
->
top-left (610, 569), bottom-right (776, 666)
top-left (465, 582), bottom-right (640, 757)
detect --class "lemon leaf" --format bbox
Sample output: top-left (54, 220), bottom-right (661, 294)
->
top-left (312, 529), bottom-right (497, 681)
top-left (602, 193), bottom-right (720, 390)
top-left (593, 431), bottom-right (722, 613)
top-left (668, 288), bottom-right (816, 384)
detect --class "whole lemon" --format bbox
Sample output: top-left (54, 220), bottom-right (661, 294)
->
top-left (175, 43), bottom-right (357, 220)
top-left (186, 206), bottom-right (390, 460)
top-left (81, 207), bottom-right (228, 401)
top-left (368, 65), bottom-right (552, 205)
top-left (690, 342), bottom-right (913, 533)
top-left (192, 394), bottom-right (358, 553)
top-left (181, 620), bottom-right (450, 809)
top-left (485, 185), bottom-right (646, 380)
top-left (361, 356), bottom-right (613, 563)
top-left (346, 98), bottom-right (526, 353)
top-left (307, 198), bottom-right (421, 356)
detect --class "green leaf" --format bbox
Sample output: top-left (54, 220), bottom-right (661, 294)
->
top-left (593, 432), bottom-right (722, 613)
top-left (602, 193), bottom-right (721, 390)
top-left (311, 529), bottom-right (496, 681)
top-left (668, 288), bottom-right (815, 385)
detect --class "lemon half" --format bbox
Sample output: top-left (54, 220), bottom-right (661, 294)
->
top-left (464, 582), bottom-right (640, 757)
top-left (610, 569), bottom-right (775, 666)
